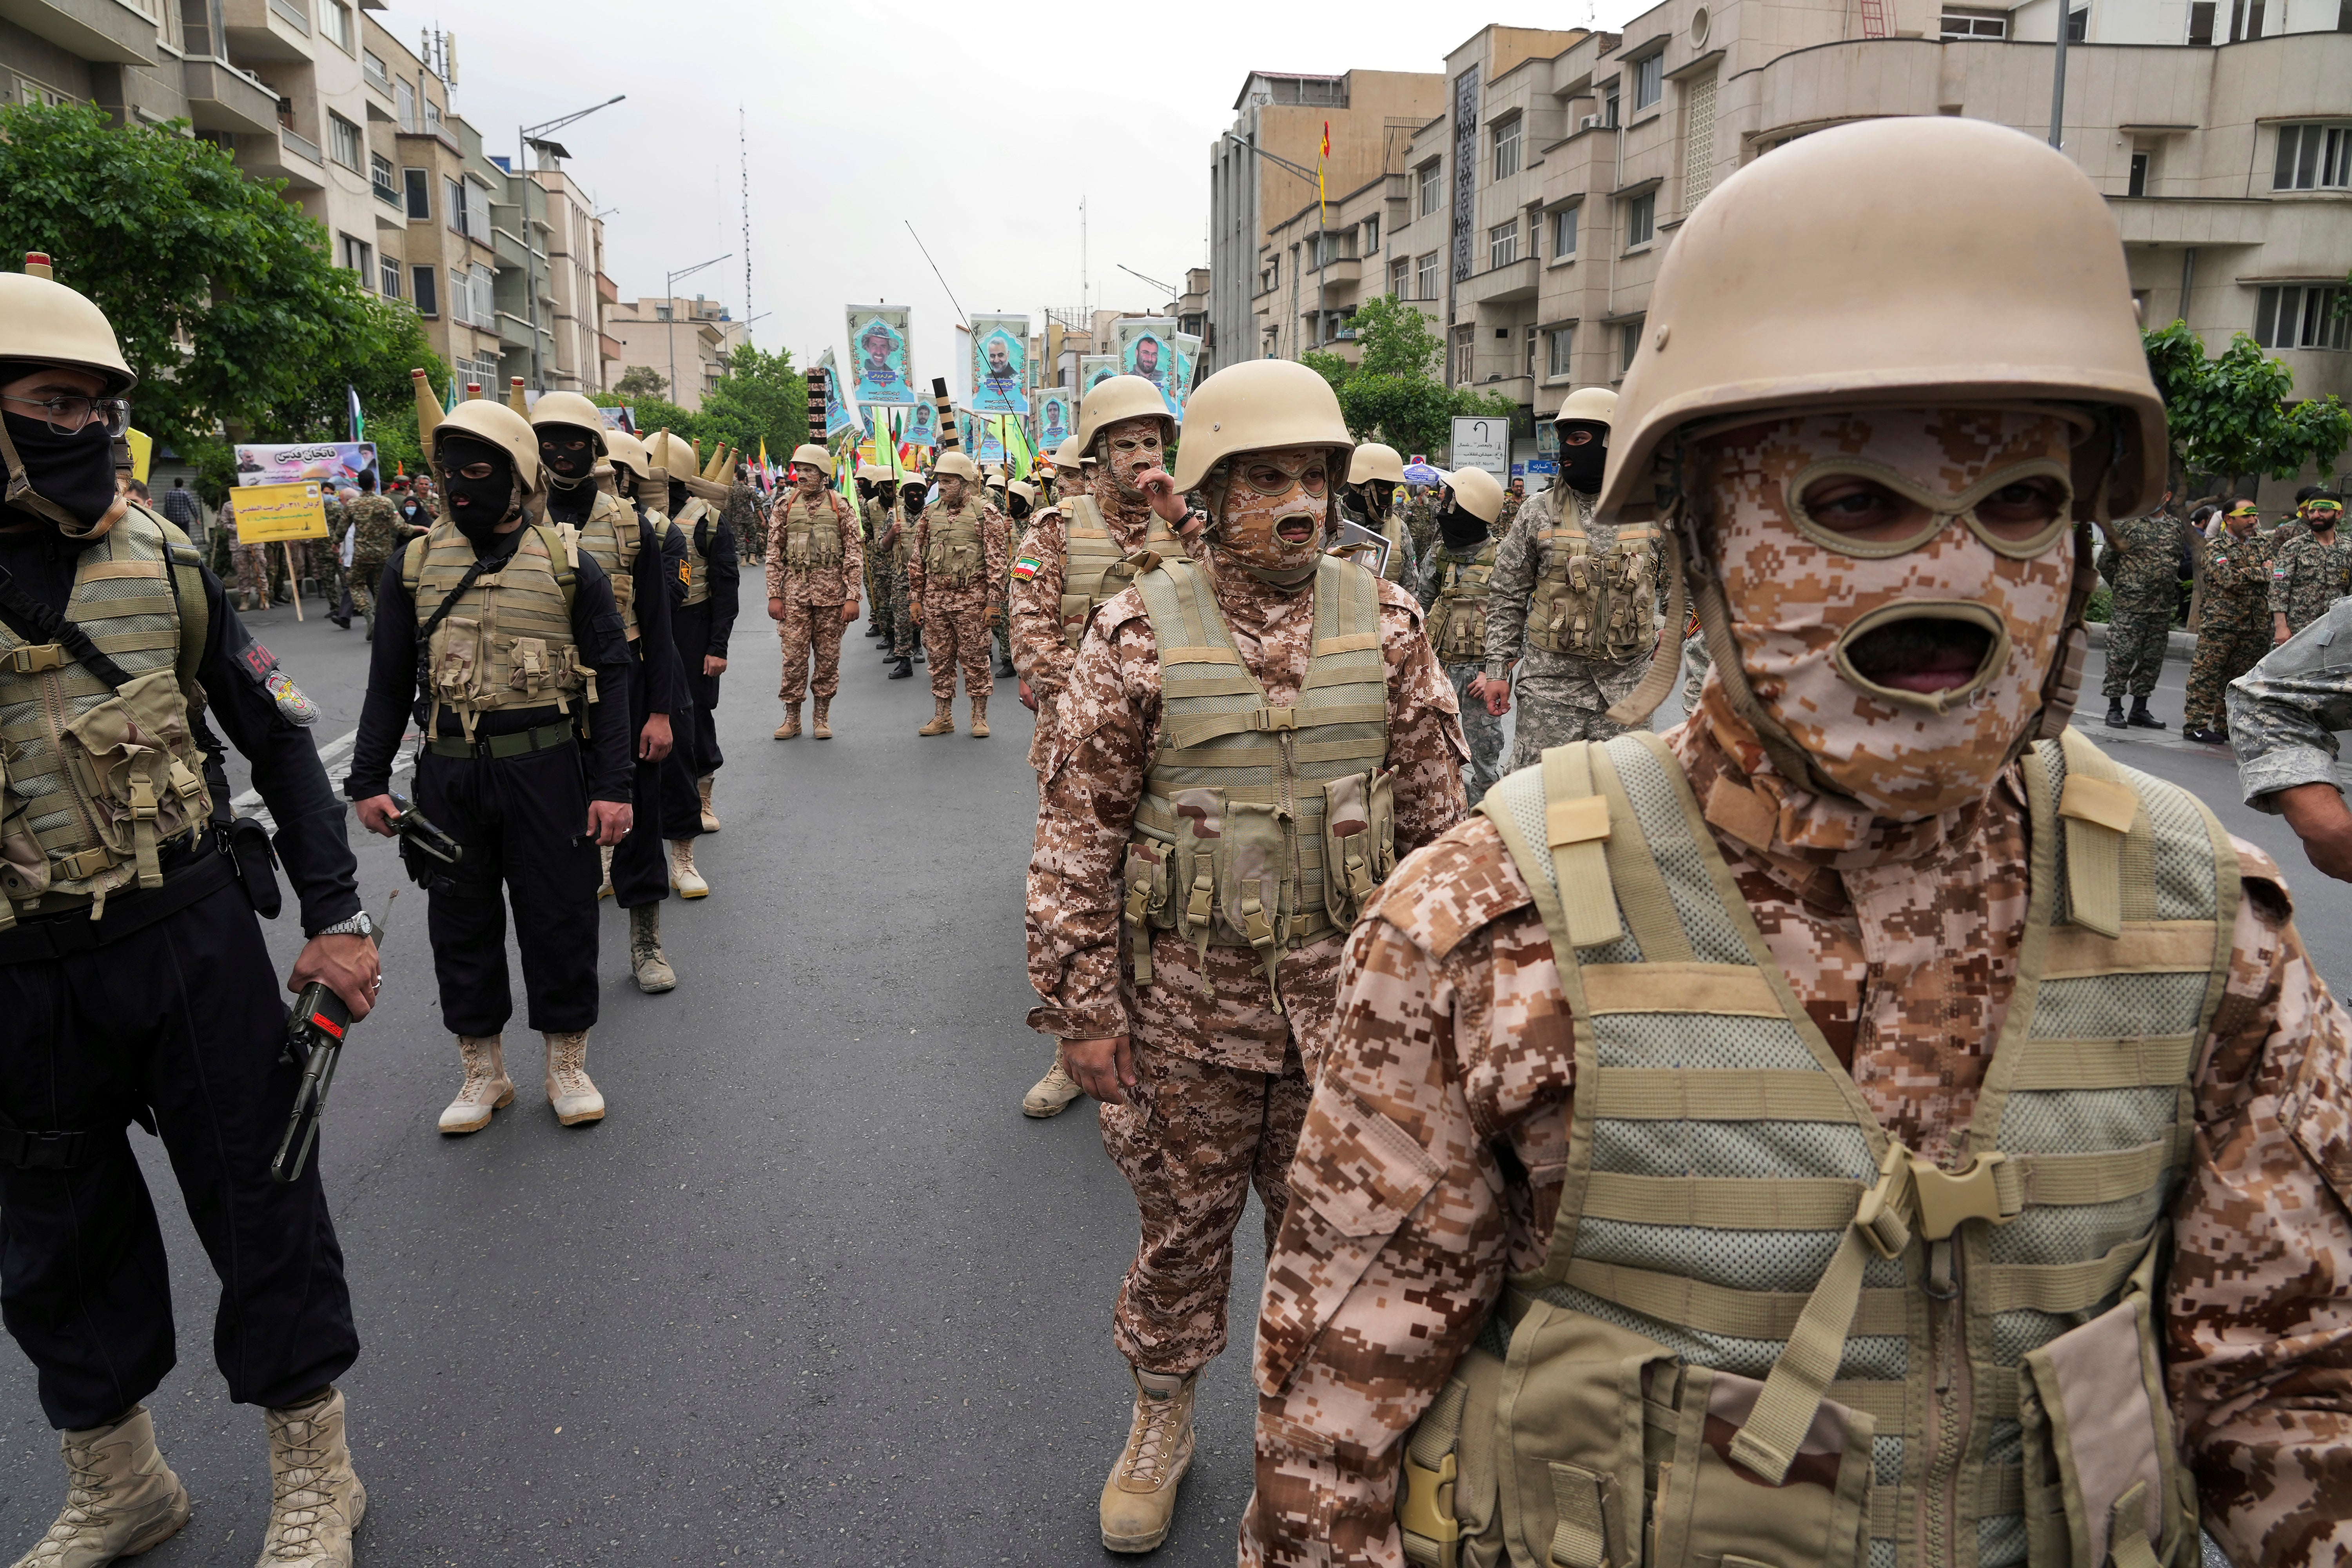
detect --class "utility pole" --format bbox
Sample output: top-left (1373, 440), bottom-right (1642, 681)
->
top-left (2049, 1), bottom-right (2071, 148)
top-left (665, 252), bottom-right (730, 407)
top-left (518, 94), bottom-right (624, 390)
top-left (740, 107), bottom-right (753, 336)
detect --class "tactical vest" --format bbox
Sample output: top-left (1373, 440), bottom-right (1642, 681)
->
top-left (554, 489), bottom-right (640, 641)
top-left (780, 492), bottom-right (847, 573)
top-left (922, 499), bottom-right (988, 590)
top-left (1425, 543), bottom-right (1498, 662)
top-left (1058, 494), bottom-right (1183, 650)
top-left (402, 520), bottom-right (588, 741)
top-left (1120, 555), bottom-right (1394, 1007)
top-left (1526, 490), bottom-right (1659, 660)
top-left (0, 506), bottom-right (212, 921)
top-left (1400, 728), bottom-right (2230, 1568)
top-left (677, 498), bottom-right (716, 607)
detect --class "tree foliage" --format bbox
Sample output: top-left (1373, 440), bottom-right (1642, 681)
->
top-left (1303, 295), bottom-right (1518, 460)
top-left (593, 347), bottom-right (805, 472)
top-left (0, 102), bottom-right (442, 458)
top-left (613, 365), bottom-right (670, 399)
top-left (2142, 321), bottom-right (2352, 488)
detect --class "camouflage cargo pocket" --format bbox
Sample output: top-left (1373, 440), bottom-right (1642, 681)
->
top-left (2016, 1280), bottom-right (2193, 1568)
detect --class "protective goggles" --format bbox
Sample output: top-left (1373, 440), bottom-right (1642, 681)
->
top-left (1784, 456), bottom-right (2075, 561)
top-left (3, 393), bottom-right (131, 438)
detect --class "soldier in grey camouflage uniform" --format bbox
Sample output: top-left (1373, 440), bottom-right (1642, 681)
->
top-left (727, 473), bottom-right (767, 566)
top-left (2095, 490), bottom-right (2185, 728)
top-left (2232, 579), bottom-right (2352, 886)
top-left (1479, 388), bottom-right (1651, 771)
top-left (2268, 491), bottom-right (2350, 646)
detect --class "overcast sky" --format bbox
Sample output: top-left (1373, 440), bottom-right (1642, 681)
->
top-left (374, 1), bottom-right (1646, 388)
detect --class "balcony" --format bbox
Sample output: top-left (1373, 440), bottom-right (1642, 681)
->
top-left (0, 0), bottom-right (156, 64)
top-left (238, 125), bottom-right (325, 190)
top-left (1473, 374), bottom-right (1535, 407)
top-left (595, 272), bottom-right (620, 304)
top-left (180, 57), bottom-right (278, 136)
top-left (222, 0), bottom-right (314, 60)
top-left (1458, 255), bottom-right (1539, 307)
top-left (1314, 256), bottom-right (1363, 288)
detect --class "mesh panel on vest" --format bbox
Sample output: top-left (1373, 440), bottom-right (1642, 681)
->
top-left (1996, 1086), bottom-right (2181, 1154)
top-left (1987, 1189), bottom-right (2165, 1265)
top-left (1603, 744), bottom-right (1750, 962)
top-left (1490, 762), bottom-right (1649, 963)
top-left (1872, 1434), bottom-right (1904, 1487)
top-left (1535, 1283), bottom-right (1911, 1383)
top-left (2028, 972), bottom-right (2213, 1038)
top-left (1978, 1512), bottom-right (2029, 1568)
top-left (2145, 777), bottom-right (2220, 918)
top-left (1592, 1011), bottom-right (1822, 1072)
top-left (1573, 1218), bottom-right (1851, 1292)
top-left (1590, 1117), bottom-right (1877, 1182)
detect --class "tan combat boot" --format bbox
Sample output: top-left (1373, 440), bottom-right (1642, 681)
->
top-left (436, 1035), bottom-right (513, 1135)
top-left (811, 698), bottom-right (832, 740)
top-left (597, 844), bottom-right (613, 900)
top-left (1022, 1047), bottom-right (1083, 1118)
top-left (254, 1389), bottom-right (363, 1568)
top-left (772, 704), bottom-right (801, 740)
top-left (11, 1405), bottom-right (191, 1568)
top-left (668, 838), bottom-right (708, 898)
top-left (969, 695), bottom-right (990, 738)
top-left (696, 773), bottom-right (720, 832)
top-left (543, 1031), bottom-right (605, 1125)
top-left (918, 698), bottom-right (955, 737)
top-left (628, 904), bottom-right (675, 994)
top-left (1099, 1368), bottom-right (1196, 1553)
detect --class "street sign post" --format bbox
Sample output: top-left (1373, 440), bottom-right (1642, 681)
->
top-left (1450, 416), bottom-right (1510, 481)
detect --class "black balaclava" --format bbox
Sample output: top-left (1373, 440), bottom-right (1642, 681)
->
top-left (1355, 480), bottom-right (1391, 522)
top-left (2, 411), bottom-right (118, 531)
top-left (538, 426), bottom-right (598, 523)
top-left (668, 479), bottom-right (689, 516)
top-left (1558, 420), bottom-right (1608, 491)
top-left (1438, 495), bottom-right (1488, 551)
top-left (1010, 494), bottom-right (1032, 524)
top-left (437, 432), bottom-right (519, 550)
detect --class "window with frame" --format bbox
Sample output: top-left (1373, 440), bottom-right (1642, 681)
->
top-left (379, 255), bottom-right (401, 298)
top-left (1453, 325), bottom-right (1475, 386)
top-left (2066, 5), bottom-right (2089, 40)
top-left (1418, 162), bottom-right (1443, 216)
top-left (1626, 191), bottom-right (1656, 248)
top-left (2187, 0), bottom-right (2216, 40)
top-left (1621, 319), bottom-right (1645, 375)
top-left (446, 177), bottom-right (470, 237)
top-left (1603, 82), bottom-right (1621, 128)
top-left (2128, 151), bottom-right (2150, 196)
top-left (2256, 286), bottom-right (2351, 351)
top-left (411, 265), bottom-right (438, 316)
top-left (1553, 205), bottom-right (1579, 258)
top-left (328, 112), bottom-right (362, 171)
top-left (325, 0), bottom-right (352, 50)
top-left (370, 152), bottom-right (397, 203)
top-left (1363, 216), bottom-right (1380, 255)
top-left (450, 269), bottom-right (471, 325)
top-left (1489, 220), bottom-right (1519, 269)
top-left (423, 98), bottom-right (441, 136)
top-left (1526, 325), bottom-right (1539, 379)
top-left (472, 265), bottom-right (495, 327)
top-left (1416, 251), bottom-right (1439, 300)
top-left (1940, 7), bottom-right (2009, 33)
top-left (1493, 116), bottom-right (1522, 181)
top-left (1390, 257), bottom-right (1410, 297)
top-left (2274, 124), bottom-right (2352, 191)
top-left (339, 233), bottom-right (371, 282)
top-left (1634, 54), bottom-right (1663, 112)
top-left (395, 77), bottom-right (416, 131)
top-left (1548, 326), bottom-right (1575, 378)
top-left (1683, 74), bottom-right (1718, 208)
top-left (403, 167), bottom-right (429, 219)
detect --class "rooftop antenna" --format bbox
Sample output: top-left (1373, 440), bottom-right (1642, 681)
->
top-left (1080, 196), bottom-right (1090, 318)
top-left (739, 106), bottom-right (753, 336)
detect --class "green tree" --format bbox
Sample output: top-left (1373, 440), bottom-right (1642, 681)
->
top-left (2142, 321), bottom-right (2352, 493)
top-left (0, 102), bottom-right (425, 456)
top-left (1302, 295), bottom-right (1517, 459)
top-left (613, 365), bottom-right (670, 399)
top-left (700, 344), bottom-right (806, 468)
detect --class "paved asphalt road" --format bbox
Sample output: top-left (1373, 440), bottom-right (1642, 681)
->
top-left (3, 588), bottom-right (2346, 1568)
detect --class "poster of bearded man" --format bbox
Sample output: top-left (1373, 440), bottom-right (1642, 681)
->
top-left (1114, 318), bottom-right (1180, 415)
top-left (846, 306), bottom-right (916, 406)
top-left (969, 313), bottom-right (1030, 416)
top-left (1080, 355), bottom-right (1118, 396)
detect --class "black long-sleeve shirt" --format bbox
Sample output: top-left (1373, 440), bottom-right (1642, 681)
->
top-left (343, 525), bottom-right (635, 804)
top-left (639, 510), bottom-right (688, 717)
top-left (0, 517), bottom-right (361, 935)
top-left (684, 505), bottom-right (740, 660)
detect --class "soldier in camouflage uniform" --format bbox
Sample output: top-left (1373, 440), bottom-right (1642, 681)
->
top-left (1479, 386), bottom-right (1651, 770)
top-left (2181, 499), bottom-right (2274, 743)
top-left (2234, 581), bottom-right (2352, 889)
top-left (220, 494), bottom-right (269, 611)
top-left (726, 471), bottom-right (766, 567)
top-left (989, 480), bottom-right (1034, 680)
top-left (1245, 118), bottom-right (2352, 1568)
top-left (1493, 474), bottom-right (1523, 537)
top-left (341, 469), bottom-right (403, 638)
top-left (881, 477), bottom-right (920, 678)
top-left (1400, 466), bottom-right (1443, 560)
top-left (2269, 490), bottom-right (2349, 645)
top-left (766, 445), bottom-right (864, 740)
top-left (1416, 466), bottom-right (1510, 801)
top-left (2095, 488), bottom-right (2185, 727)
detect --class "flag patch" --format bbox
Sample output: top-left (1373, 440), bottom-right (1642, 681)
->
top-left (1012, 556), bottom-right (1042, 581)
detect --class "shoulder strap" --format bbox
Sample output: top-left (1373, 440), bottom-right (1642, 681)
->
top-left (146, 509), bottom-right (210, 687)
top-left (530, 524), bottom-right (578, 611)
top-left (0, 564), bottom-right (137, 690)
top-left (2050, 728), bottom-right (2148, 940)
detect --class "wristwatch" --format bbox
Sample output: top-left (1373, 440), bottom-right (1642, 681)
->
top-left (315, 912), bottom-right (375, 941)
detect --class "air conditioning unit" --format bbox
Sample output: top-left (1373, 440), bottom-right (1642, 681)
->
top-left (1581, 114), bottom-right (1602, 131)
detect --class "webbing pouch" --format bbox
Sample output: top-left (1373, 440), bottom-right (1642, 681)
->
top-left (1321, 769), bottom-right (1396, 929)
top-left (227, 815), bottom-right (282, 920)
top-left (1398, 1346), bottom-right (1507, 1568)
top-left (1122, 842), bottom-right (1167, 985)
top-left (506, 635), bottom-right (553, 696)
top-left (0, 745), bottom-right (42, 923)
top-left (1167, 787), bottom-right (1223, 956)
top-left (1059, 591), bottom-right (1093, 649)
top-left (1652, 1367), bottom-right (1874, 1568)
top-left (62, 669), bottom-right (210, 893)
top-left (2016, 1279), bottom-right (2193, 1568)
top-left (427, 616), bottom-right (487, 736)
top-left (1495, 1297), bottom-right (1672, 1568)
top-left (1218, 799), bottom-right (1294, 1011)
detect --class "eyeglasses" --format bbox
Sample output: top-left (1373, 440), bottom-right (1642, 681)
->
top-left (3, 393), bottom-right (131, 438)
top-left (1787, 456), bottom-right (2075, 560)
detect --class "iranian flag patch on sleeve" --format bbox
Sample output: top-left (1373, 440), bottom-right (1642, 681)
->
top-left (1012, 555), bottom-right (1042, 581)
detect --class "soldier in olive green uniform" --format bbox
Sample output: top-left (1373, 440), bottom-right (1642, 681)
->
top-left (341, 469), bottom-right (404, 637)
top-left (2181, 499), bottom-right (2275, 744)
top-left (2095, 490), bottom-right (2185, 728)
top-left (2269, 491), bottom-right (2350, 645)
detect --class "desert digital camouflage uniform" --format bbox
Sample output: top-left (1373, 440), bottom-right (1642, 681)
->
top-left (907, 493), bottom-right (1011, 704)
top-left (1240, 695), bottom-right (2352, 1567)
top-left (342, 492), bottom-right (403, 619)
top-left (1027, 557), bottom-right (1468, 1377)
top-left (2097, 507), bottom-right (2189, 700)
top-left (2266, 527), bottom-right (2352, 636)
top-left (1483, 483), bottom-right (1654, 769)
top-left (765, 486), bottom-right (865, 706)
top-left (728, 477), bottom-right (767, 565)
top-left (1417, 536), bottom-right (1507, 801)
top-left (220, 497), bottom-right (270, 604)
top-left (2182, 525), bottom-right (2274, 733)
top-left (860, 492), bottom-right (892, 646)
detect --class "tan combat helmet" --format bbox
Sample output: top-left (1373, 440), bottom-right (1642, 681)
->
top-left (603, 429), bottom-right (652, 482)
top-left (1599, 114), bottom-right (2165, 747)
top-left (1008, 479), bottom-right (1037, 508)
top-left (933, 451), bottom-right (980, 484)
top-left (1347, 443), bottom-right (1405, 487)
top-left (429, 397), bottom-right (546, 493)
top-left (856, 461), bottom-right (893, 484)
top-left (788, 442), bottom-right (834, 479)
top-left (529, 390), bottom-right (611, 452)
top-left (1169, 359), bottom-right (1354, 493)
top-left (1051, 436), bottom-right (1087, 470)
top-left (0, 254), bottom-right (135, 394)
top-left (1448, 465), bottom-right (1506, 526)
top-left (642, 431), bottom-right (696, 478)
top-left (1553, 385), bottom-right (1616, 429)
top-left (1074, 374), bottom-right (1175, 454)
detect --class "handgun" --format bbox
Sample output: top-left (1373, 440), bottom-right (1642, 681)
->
top-left (271, 893), bottom-right (393, 1184)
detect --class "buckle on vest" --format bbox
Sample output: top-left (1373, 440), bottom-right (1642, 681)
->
top-left (1398, 1451), bottom-right (1460, 1547)
top-left (1247, 707), bottom-right (1299, 732)
top-left (5, 644), bottom-right (67, 674)
top-left (1855, 1144), bottom-right (2014, 1259)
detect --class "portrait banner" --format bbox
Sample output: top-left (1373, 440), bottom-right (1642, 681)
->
top-left (235, 441), bottom-right (379, 488)
top-left (903, 397), bottom-right (939, 451)
top-left (1171, 332), bottom-right (1205, 416)
top-left (1033, 388), bottom-right (1076, 456)
top-left (969, 312), bottom-right (1030, 416)
top-left (1115, 318), bottom-right (1181, 416)
top-left (817, 348), bottom-right (857, 437)
top-left (846, 305), bottom-right (916, 406)
top-left (1080, 355), bottom-right (1120, 396)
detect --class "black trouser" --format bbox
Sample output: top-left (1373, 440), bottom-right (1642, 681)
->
top-left (610, 656), bottom-right (669, 908)
top-left (415, 731), bottom-right (600, 1035)
top-left (0, 877), bottom-right (358, 1430)
top-left (664, 602), bottom-right (721, 841)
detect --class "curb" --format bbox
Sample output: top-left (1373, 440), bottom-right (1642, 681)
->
top-left (2085, 622), bottom-right (2199, 665)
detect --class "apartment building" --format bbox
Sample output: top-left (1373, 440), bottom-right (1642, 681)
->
top-left (533, 162), bottom-right (619, 395)
top-left (1313, 8), bottom-right (2349, 481)
top-left (1208, 69), bottom-right (1452, 382)
top-left (604, 296), bottom-right (748, 412)
top-left (1256, 171), bottom-right (1411, 363)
